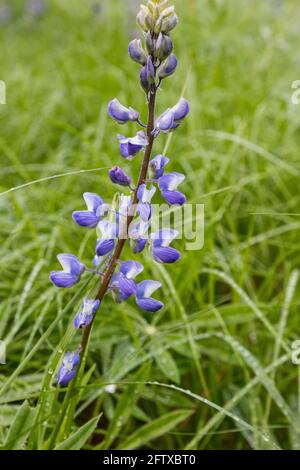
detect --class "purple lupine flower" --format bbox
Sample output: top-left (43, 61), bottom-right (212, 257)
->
top-left (128, 39), bottom-right (147, 65)
top-left (129, 219), bottom-right (149, 254)
top-left (108, 98), bottom-right (139, 124)
top-left (72, 193), bottom-right (107, 228)
top-left (109, 166), bottom-right (131, 187)
top-left (156, 109), bottom-right (175, 133)
top-left (135, 280), bottom-right (163, 312)
top-left (50, 254), bottom-right (85, 288)
top-left (118, 131), bottom-right (148, 160)
top-left (57, 351), bottom-right (80, 386)
top-left (74, 298), bottom-right (100, 329)
top-left (151, 229), bottom-right (180, 264)
top-left (149, 154), bottom-right (169, 179)
top-left (111, 260), bottom-right (144, 301)
top-left (155, 33), bottom-right (173, 61)
top-left (137, 184), bottom-right (156, 221)
top-left (171, 98), bottom-right (190, 127)
top-left (158, 54), bottom-right (178, 79)
top-left (158, 172), bottom-right (186, 206)
top-left (96, 220), bottom-right (117, 256)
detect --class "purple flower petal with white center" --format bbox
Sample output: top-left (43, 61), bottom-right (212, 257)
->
top-left (129, 219), bottom-right (149, 253)
top-left (120, 260), bottom-right (144, 279)
top-left (137, 184), bottom-right (156, 203)
top-left (57, 351), bottom-right (80, 386)
top-left (96, 220), bottom-right (117, 256)
top-left (156, 109), bottom-right (175, 133)
top-left (151, 229), bottom-right (181, 264)
top-left (159, 173), bottom-right (186, 206)
top-left (171, 98), bottom-right (190, 124)
top-left (161, 189), bottom-right (186, 206)
top-left (109, 166), bottom-right (131, 187)
top-left (151, 228), bottom-right (179, 247)
top-left (50, 254), bottom-right (84, 288)
top-left (129, 219), bottom-right (149, 240)
top-left (74, 298), bottom-right (100, 329)
top-left (159, 172), bottom-right (185, 191)
top-left (149, 155), bottom-right (169, 179)
top-left (135, 280), bottom-right (163, 312)
top-left (137, 184), bottom-right (156, 221)
top-left (118, 132), bottom-right (148, 160)
top-left (72, 192), bottom-right (107, 228)
top-left (158, 54), bottom-right (178, 79)
top-left (108, 98), bottom-right (139, 124)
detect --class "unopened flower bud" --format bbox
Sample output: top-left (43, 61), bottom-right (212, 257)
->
top-left (158, 53), bottom-right (178, 79)
top-left (154, 15), bottom-right (163, 35)
top-left (109, 166), bottom-right (131, 187)
top-left (146, 31), bottom-right (155, 54)
top-left (140, 66), bottom-right (150, 92)
top-left (161, 12), bottom-right (178, 33)
top-left (128, 39), bottom-right (147, 66)
top-left (156, 108), bottom-right (175, 133)
top-left (140, 56), bottom-right (155, 91)
top-left (137, 5), bottom-right (149, 32)
top-left (155, 33), bottom-right (173, 61)
top-left (108, 98), bottom-right (139, 124)
top-left (171, 97), bottom-right (190, 125)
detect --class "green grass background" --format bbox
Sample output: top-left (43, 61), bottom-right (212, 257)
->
top-left (0, 0), bottom-right (300, 450)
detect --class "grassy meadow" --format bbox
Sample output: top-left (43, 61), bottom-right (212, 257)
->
top-left (0, 0), bottom-right (300, 450)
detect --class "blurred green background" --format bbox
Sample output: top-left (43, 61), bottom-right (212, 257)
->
top-left (0, 0), bottom-right (300, 450)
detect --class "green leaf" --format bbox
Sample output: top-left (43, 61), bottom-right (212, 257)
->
top-left (54, 414), bottom-right (101, 450)
top-left (101, 364), bottom-right (150, 449)
top-left (119, 409), bottom-right (193, 450)
top-left (154, 347), bottom-right (180, 384)
top-left (3, 401), bottom-right (37, 450)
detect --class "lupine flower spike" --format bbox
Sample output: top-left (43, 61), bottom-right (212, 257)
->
top-left (51, 0), bottom-right (189, 387)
